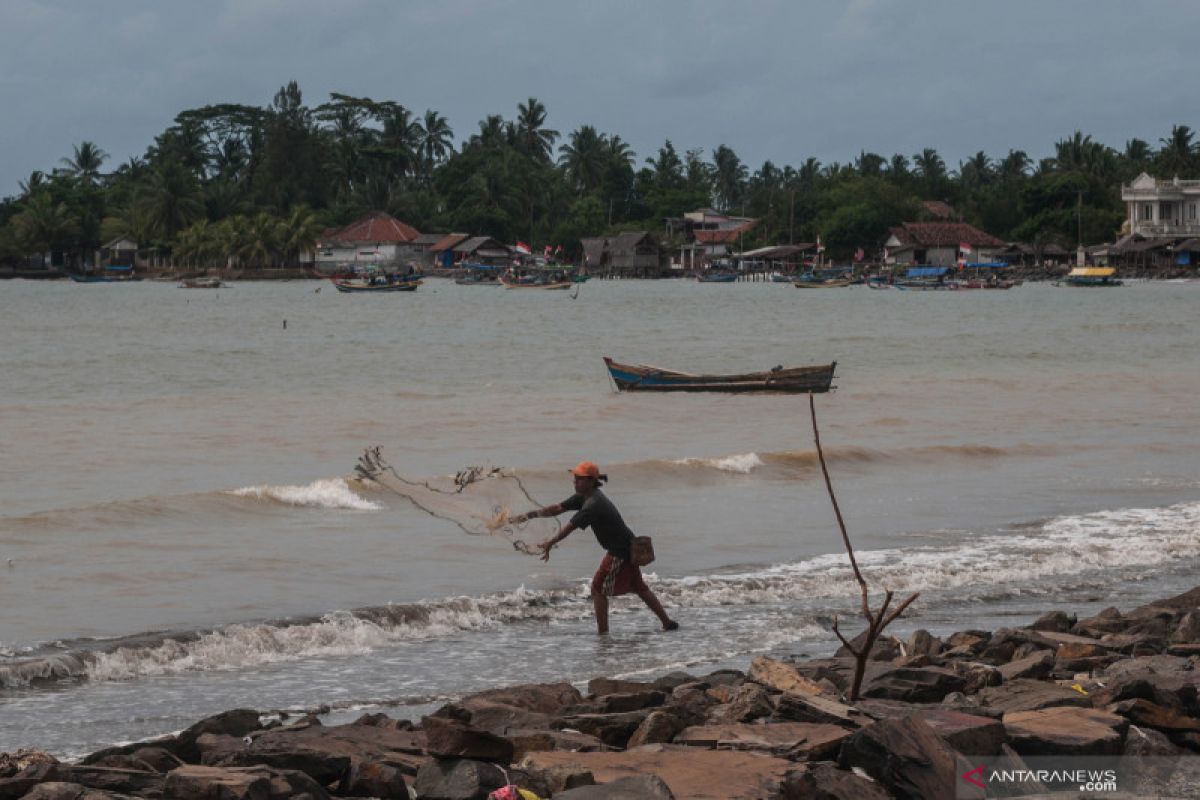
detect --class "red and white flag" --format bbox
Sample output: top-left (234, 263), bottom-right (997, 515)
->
top-left (816, 235), bottom-right (825, 253)
top-left (959, 242), bottom-right (973, 255)
top-left (544, 244), bottom-right (552, 256)
top-left (854, 248), bottom-right (865, 262)
top-left (515, 241), bottom-right (531, 255)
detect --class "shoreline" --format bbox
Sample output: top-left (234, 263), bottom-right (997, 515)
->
top-left (4, 588), bottom-right (1200, 798)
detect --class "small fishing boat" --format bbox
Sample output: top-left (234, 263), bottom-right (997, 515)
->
top-left (696, 272), bottom-right (738, 283)
top-left (1056, 266), bottom-right (1123, 287)
top-left (69, 266), bottom-right (142, 283)
top-left (604, 357), bottom-right (836, 394)
top-left (180, 278), bottom-right (223, 289)
top-left (793, 278), bottom-right (853, 288)
top-left (331, 277), bottom-right (420, 293)
top-left (499, 274), bottom-right (572, 290)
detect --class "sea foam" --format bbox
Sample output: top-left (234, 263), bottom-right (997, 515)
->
top-left (230, 478), bottom-right (382, 511)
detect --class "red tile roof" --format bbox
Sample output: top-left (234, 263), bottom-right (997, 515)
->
top-left (888, 222), bottom-right (1004, 249)
top-left (323, 212), bottom-right (420, 244)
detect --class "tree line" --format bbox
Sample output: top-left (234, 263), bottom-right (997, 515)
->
top-left (1, 80), bottom-right (1197, 268)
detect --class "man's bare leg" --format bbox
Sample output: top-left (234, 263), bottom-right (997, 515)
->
top-left (636, 586), bottom-right (677, 630)
top-left (592, 591), bottom-right (609, 634)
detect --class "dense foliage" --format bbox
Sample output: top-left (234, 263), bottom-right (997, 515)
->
top-left (2, 81), bottom-right (1197, 267)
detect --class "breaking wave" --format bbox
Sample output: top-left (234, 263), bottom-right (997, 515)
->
top-left (229, 478), bottom-right (382, 511)
top-left (4, 500), bottom-right (1196, 690)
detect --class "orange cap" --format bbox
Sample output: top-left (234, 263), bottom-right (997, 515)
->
top-left (569, 461), bottom-right (606, 481)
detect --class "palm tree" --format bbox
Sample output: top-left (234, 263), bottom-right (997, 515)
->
top-left (13, 192), bottom-right (81, 265)
top-left (998, 150), bottom-right (1031, 182)
top-left (378, 104), bottom-right (421, 179)
top-left (277, 206), bottom-right (323, 265)
top-left (711, 145), bottom-right (747, 212)
top-left (1157, 125), bottom-right (1196, 176)
top-left (559, 125), bottom-right (607, 194)
top-left (417, 110), bottom-right (454, 181)
top-left (18, 170), bottom-right (47, 199)
top-left (912, 148), bottom-right (947, 182)
top-left (606, 135), bottom-right (635, 171)
top-left (515, 98), bottom-right (558, 162)
top-left (245, 212), bottom-right (280, 267)
top-left (855, 151), bottom-right (885, 178)
top-left (472, 115), bottom-right (510, 150)
top-left (60, 141), bottom-right (109, 184)
top-left (138, 160), bottom-right (205, 242)
top-left (647, 140), bottom-right (684, 190)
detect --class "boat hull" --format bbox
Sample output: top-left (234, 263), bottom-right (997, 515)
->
top-left (331, 279), bottom-right (420, 293)
top-left (604, 357), bottom-right (836, 393)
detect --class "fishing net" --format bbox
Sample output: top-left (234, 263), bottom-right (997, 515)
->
top-left (352, 446), bottom-right (559, 556)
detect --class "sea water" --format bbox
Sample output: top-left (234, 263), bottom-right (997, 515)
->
top-left (1, 278), bottom-right (1198, 756)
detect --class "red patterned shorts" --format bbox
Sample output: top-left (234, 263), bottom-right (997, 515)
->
top-left (591, 554), bottom-right (647, 597)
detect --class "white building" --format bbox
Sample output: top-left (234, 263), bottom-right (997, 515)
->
top-left (1121, 173), bottom-right (1200, 238)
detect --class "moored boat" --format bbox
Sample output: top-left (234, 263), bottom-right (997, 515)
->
top-left (603, 357), bottom-right (836, 393)
top-left (331, 277), bottom-right (421, 293)
top-left (793, 278), bottom-right (853, 288)
top-left (69, 266), bottom-right (142, 283)
top-left (498, 273), bottom-right (572, 290)
top-left (180, 278), bottom-right (224, 289)
top-left (696, 272), bottom-right (738, 283)
top-left (1057, 266), bottom-right (1123, 287)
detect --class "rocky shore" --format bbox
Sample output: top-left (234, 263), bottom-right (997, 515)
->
top-left (5, 587), bottom-right (1200, 799)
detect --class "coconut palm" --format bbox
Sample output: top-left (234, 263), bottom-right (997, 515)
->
top-left (417, 110), bottom-right (454, 180)
top-left (515, 98), bottom-right (558, 162)
top-left (244, 212), bottom-right (280, 267)
top-left (1157, 125), bottom-right (1196, 176)
top-left (18, 170), bottom-right (47, 198)
top-left (605, 135), bottom-right (635, 171)
top-left (647, 140), bottom-right (684, 190)
top-left (13, 192), bottom-right (81, 264)
top-left (471, 115), bottom-right (510, 150)
top-left (559, 125), bottom-right (607, 194)
top-left (60, 141), bottom-right (109, 184)
top-left (138, 160), bottom-right (205, 242)
top-left (711, 145), bottom-right (747, 211)
top-left (277, 206), bottom-right (323, 265)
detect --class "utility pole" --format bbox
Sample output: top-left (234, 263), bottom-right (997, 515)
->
top-left (789, 190), bottom-right (795, 245)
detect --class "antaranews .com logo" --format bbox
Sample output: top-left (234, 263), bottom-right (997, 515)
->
top-left (956, 755), bottom-right (1200, 798)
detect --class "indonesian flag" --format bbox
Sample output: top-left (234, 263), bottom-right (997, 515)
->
top-left (544, 244), bottom-right (552, 256)
top-left (816, 235), bottom-right (825, 253)
top-left (854, 248), bottom-right (865, 262)
top-left (555, 244), bottom-right (563, 254)
top-left (959, 242), bottom-right (973, 255)
top-left (515, 241), bottom-right (532, 255)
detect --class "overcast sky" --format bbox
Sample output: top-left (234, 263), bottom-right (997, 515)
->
top-left (2, 0), bottom-right (1196, 197)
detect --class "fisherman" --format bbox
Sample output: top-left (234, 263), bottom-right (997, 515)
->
top-left (510, 461), bottom-right (679, 635)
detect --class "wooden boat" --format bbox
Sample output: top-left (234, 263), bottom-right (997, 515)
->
top-left (696, 272), bottom-right (738, 283)
top-left (603, 357), bottom-right (836, 394)
top-left (69, 267), bottom-right (141, 283)
top-left (180, 278), bottom-right (223, 289)
top-left (794, 278), bottom-right (853, 288)
top-left (499, 274), bottom-right (572, 290)
top-left (331, 277), bottom-right (420, 293)
top-left (1057, 267), bottom-right (1123, 287)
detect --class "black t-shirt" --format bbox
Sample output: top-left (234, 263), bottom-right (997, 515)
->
top-left (560, 489), bottom-right (634, 560)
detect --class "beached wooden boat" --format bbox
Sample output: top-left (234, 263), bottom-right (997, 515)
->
top-left (604, 357), bottom-right (836, 393)
top-left (331, 278), bottom-right (420, 293)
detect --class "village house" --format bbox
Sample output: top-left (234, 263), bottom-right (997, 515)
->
top-left (313, 211), bottom-right (422, 272)
top-left (664, 208), bottom-right (757, 271)
top-left (436, 236), bottom-right (512, 268)
top-left (884, 222), bottom-right (1005, 267)
top-left (1121, 172), bottom-right (1200, 239)
top-left (579, 232), bottom-right (666, 277)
